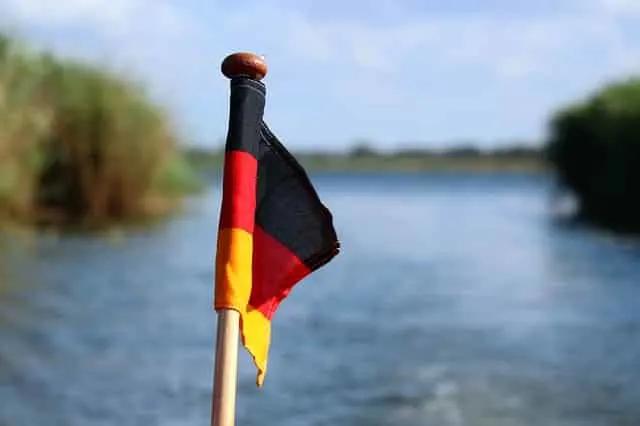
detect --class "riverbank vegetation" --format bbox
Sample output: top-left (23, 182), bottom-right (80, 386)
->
top-left (0, 34), bottom-right (198, 228)
top-left (9, 33), bottom-right (638, 236)
top-left (547, 77), bottom-right (640, 232)
top-left (185, 144), bottom-right (544, 174)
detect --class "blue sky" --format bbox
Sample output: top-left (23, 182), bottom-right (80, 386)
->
top-left (1, 0), bottom-right (639, 150)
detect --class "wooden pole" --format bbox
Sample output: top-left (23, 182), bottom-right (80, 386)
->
top-left (211, 52), bottom-right (268, 426)
top-left (211, 309), bottom-right (240, 426)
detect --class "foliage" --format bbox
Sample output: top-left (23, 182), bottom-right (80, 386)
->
top-left (184, 144), bottom-right (544, 174)
top-left (547, 77), bottom-right (640, 231)
top-left (0, 34), bottom-right (198, 226)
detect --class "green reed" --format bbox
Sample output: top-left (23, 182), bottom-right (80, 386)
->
top-left (0, 34), bottom-right (198, 227)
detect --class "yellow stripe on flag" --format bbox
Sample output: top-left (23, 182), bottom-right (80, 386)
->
top-left (215, 227), bottom-right (253, 310)
top-left (242, 306), bottom-right (271, 386)
top-left (215, 227), bottom-right (272, 386)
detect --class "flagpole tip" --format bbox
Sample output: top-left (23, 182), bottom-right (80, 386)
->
top-left (221, 53), bottom-right (267, 81)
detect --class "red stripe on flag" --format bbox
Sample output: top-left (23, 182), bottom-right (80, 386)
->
top-left (251, 225), bottom-right (311, 320)
top-left (219, 150), bottom-right (258, 233)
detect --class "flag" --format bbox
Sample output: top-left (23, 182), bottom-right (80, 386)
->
top-left (214, 77), bottom-right (339, 386)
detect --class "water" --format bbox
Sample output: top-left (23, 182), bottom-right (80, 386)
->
top-left (1, 173), bottom-right (640, 426)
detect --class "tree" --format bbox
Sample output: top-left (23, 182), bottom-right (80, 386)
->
top-left (547, 77), bottom-right (640, 231)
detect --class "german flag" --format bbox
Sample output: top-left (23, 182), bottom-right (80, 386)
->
top-left (214, 77), bottom-right (339, 386)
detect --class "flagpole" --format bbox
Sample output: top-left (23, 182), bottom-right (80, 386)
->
top-left (211, 52), bottom-right (268, 426)
top-left (211, 309), bottom-right (240, 426)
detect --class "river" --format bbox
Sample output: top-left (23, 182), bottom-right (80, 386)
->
top-left (1, 173), bottom-right (640, 425)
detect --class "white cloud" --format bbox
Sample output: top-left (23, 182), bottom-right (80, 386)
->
top-left (0, 0), bottom-right (638, 146)
top-left (3, 0), bottom-right (634, 85)
top-left (599, 0), bottom-right (640, 15)
top-left (4, 0), bottom-right (137, 33)
top-left (1, 0), bottom-right (191, 41)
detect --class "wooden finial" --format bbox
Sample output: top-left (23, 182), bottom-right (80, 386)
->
top-left (221, 52), bottom-right (267, 81)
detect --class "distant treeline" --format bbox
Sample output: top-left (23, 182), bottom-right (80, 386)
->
top-left (347, 143), bottom-right (541, 159)
top-left (184, 144), bottom-right (544, 173)
top-left (0, 34), bottom-right (198, 227)
top-left (547, 77), bottom-right (640, 232)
